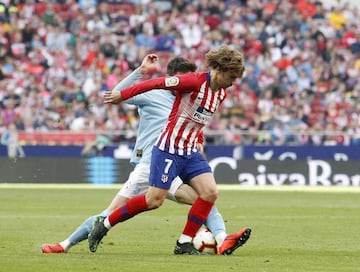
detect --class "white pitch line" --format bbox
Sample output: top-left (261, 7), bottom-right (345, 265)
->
top-left (0, 183), bottom-right (360, 193)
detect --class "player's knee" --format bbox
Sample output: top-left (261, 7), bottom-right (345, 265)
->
top-left (146, 195), bottom-right (165, 209)
top-left (208, 188), bottom-right (218, 202)
top-left (201, 188), bottom-right (218, 202)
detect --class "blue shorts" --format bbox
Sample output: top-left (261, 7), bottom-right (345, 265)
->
top-left (149, 146), bottom-right (212, 190)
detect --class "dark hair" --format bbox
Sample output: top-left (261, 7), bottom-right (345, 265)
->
top-left (166, 57), bottom-right (197, 76)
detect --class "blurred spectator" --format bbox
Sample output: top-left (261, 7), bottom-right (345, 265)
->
top-left (328, 6), bottom-right (347, 32)
top-left (1, 122), bottom-right (25, 158)
top-left (350, 33), bottom-right (360, 55)
top-left (269, 120), bottom-right (292, 145)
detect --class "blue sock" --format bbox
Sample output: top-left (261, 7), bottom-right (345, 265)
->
top-left (205, 206), bottom-right (226, 238)
top-left (68, 210), bottom-right (110, 245)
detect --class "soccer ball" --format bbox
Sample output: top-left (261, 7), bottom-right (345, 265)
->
top-left (193, 228), bottom-right (218, 254)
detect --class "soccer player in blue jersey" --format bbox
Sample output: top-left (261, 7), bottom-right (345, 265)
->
top-left (41, 54), bottom-right (250, 255)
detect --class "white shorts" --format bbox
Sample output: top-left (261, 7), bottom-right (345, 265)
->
top-left (117, 163), bottom-right (183, 202)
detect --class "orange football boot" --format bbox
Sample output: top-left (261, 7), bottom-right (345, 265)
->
top-left (41, 243), bottom-right (65, 253)
top-left (218, 227), bottom-right (251, 255)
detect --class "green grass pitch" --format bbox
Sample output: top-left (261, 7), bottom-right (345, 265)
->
top-left (0, 184), bottom-right (359, 272)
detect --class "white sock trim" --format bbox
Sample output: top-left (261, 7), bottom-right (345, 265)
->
top-left (215, 231), bottom-right (227, 246)
top-left (59, 239), bottom-right (71, 252)
top-left (178, 234), bottom-right (192, 244)
top-left (104, 217), bottom-right (112, 230)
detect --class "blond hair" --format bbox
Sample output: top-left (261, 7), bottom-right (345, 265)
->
top-left (205, 45), bottom-right (245, 78)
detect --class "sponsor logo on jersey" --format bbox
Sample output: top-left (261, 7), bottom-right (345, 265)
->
top-left (192, 106), bottom-right (213, 123)
top-left (165, 77), bottom-right (179, 87)
top-left (196, 106), bottom-right (212, 115)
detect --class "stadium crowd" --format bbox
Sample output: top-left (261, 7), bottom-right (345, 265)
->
top-left (0, 0), bottom-right (359, 146)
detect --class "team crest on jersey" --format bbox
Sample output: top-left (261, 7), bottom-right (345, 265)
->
top-left (161, 174), bottom-right (169, 183)
top-left (136, 149), bottom-right (143, 157)
top-left (165, 77), bottom-right (179, 87)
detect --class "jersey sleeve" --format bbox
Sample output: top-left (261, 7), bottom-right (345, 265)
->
top-left (120, 72), bottom-right (199, 101)
top-left (112, 69), bottom-right (142, 92)
top-left (111, 69), bottom-right (150, 105)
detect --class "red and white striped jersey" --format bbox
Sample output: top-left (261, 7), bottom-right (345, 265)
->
top-left (121, 72), bottom-right (226, 155)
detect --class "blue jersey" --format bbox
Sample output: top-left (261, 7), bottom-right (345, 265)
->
top-left (112, 70), bottom-right (175, 165)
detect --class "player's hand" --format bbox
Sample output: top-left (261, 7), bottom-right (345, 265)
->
top-left (103, 91), bottom-right (122, 104)
top-left (137, 54), bottom-right (159, 74)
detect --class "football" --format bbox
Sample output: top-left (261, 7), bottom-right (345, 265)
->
top-left (193, 228), bottom-right (218, 254)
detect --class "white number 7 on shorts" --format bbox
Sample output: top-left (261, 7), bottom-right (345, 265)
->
top-left (164, 158), bottom-right (173, 174)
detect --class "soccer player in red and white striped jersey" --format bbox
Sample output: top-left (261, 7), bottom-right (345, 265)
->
top-left (120, 71), bottom-right (227, 156)
top-left (89, 45), bottom-right (251, 255)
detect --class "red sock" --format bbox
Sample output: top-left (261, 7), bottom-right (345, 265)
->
top-left (182, 197), bottom-right (214, 238)
top-left (108, 195), bottom-right (148, 226)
